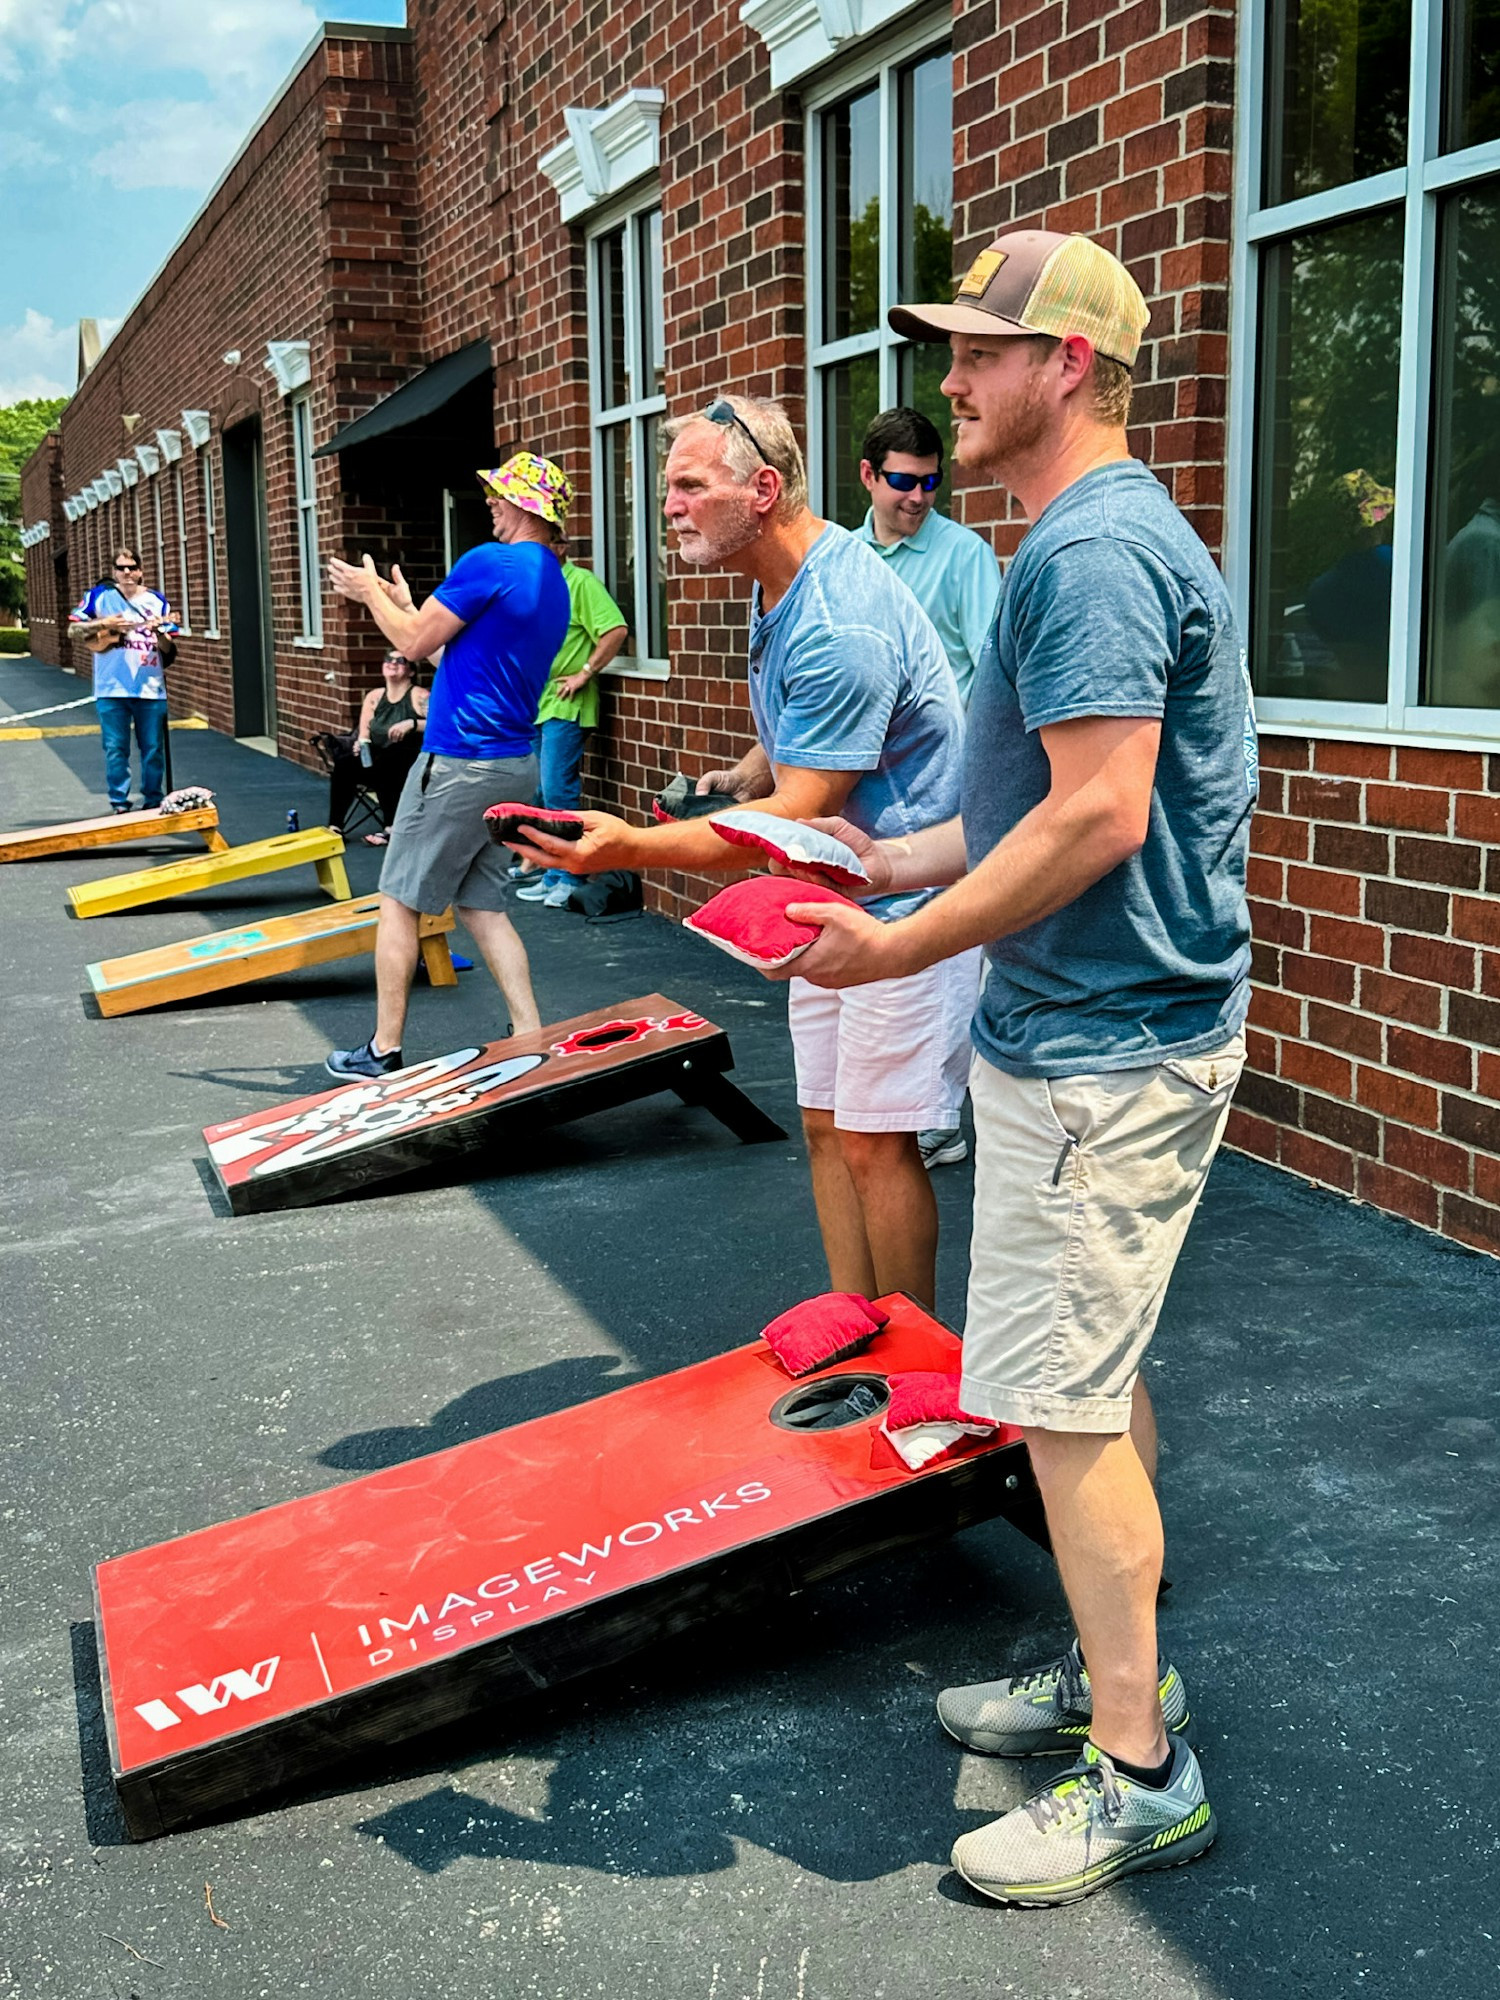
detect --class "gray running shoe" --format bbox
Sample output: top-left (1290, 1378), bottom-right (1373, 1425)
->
top-left (918, 1127), bottom-right (967, 1168)
top-left (937, 1639), bottom-right (1193, 1756)
top-left (951, 1737), bottom-right (1215, 1906)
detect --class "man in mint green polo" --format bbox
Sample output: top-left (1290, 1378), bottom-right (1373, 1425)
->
top-left (855, 406), bottom-right (1001, 705)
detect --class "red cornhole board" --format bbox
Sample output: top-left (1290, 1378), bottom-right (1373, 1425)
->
top-left (93, 1296), bottom-right (1047, 1839)
top-left (202, 993), bottom-right (785, 1214)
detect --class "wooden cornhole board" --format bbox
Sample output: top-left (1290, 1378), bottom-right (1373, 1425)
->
top-left (86, 896), bottom-right (456, 1018)
top-left (201, 993), bottom-right (785, 1216)
top-left (68, 826), bottom-right (350, 919)
top-left (0, 804), bottom-right (227, 865)
top-left (92, 1293), bottom-right (1048, 1838)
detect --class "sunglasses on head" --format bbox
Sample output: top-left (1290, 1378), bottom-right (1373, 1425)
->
top-left (705, 398), bottom-right (771, 467)
top-left (879, 469), bottom-right (942, 493)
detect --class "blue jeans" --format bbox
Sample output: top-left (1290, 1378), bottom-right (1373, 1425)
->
top-left (533, 717), bottom-right (587, 887)
top-left (98, 698), bottom-right (168, 809)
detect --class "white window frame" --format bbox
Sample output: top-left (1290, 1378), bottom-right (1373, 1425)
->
top-left (201, 447), bottom-right (221, 638)
top-left (131, 488), bottom-right (143, 565)
top-left (586, 191), bottom-right (668, 680)
top-left (1227, 0), bottom-right (1500, 749)
top-left (172, 462), bottom-right (191, 634)
top-left (291, 392), bottom-right (322, 646)
top-left (804, 13), bottom-right (953, 520)
top-left (151, 478), bottom-right (166, 601)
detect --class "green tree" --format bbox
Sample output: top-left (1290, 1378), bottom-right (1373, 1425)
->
top-left (0, 396), bottom-right (69, 620)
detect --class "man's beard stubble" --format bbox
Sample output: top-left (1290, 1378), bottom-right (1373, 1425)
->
top-left (673, 492), bottom-right (763, 567)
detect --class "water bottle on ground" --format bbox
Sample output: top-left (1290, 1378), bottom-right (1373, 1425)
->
top-left (286, 808), bottom-right (300, 834)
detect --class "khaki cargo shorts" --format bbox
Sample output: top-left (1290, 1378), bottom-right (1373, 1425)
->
top-left (960, 1032), bottom-right (1246, 1434)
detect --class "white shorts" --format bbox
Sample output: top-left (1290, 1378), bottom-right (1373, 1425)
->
top-left (787, 947), bottom-right (984, 1133)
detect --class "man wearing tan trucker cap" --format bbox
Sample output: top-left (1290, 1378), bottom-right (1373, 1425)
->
top-left (758, 230), bottom-right (1257, 1905)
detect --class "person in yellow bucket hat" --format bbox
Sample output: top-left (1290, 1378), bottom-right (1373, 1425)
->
top-left (326, 452), bottom-right (572, 1076)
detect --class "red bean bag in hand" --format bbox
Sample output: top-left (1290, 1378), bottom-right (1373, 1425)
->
top-left (880, 1369), bottom-right (999, 1470)
top-left (683, 875), bottom-right (856, 970)
top-left (484, 804), bottom-right (585, 847)
top-left (759, 1291), bottom-right (890, 1377)
top-left (708, 809), bottom-right (870, 889)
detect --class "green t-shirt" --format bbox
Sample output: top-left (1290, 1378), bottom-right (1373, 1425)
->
top-left (534, 561), bottom-right (628, 728)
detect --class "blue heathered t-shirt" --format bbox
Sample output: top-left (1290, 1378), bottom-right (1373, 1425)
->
top-left (964, 460), bottom-right (1256, 1077)
top-left (748, 523), bottom-right (964, 916)
top-left (428, 541), bottom-right (570, 759)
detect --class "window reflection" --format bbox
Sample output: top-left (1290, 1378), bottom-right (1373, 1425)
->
top-left (643, 412), bottom-right (667, 658)
top-left (598, 227), bottom-right (628, 410)
top-left (823, 86), bottom-right (880, 343)
top-left (601, 424), bottom-right (636, 654)
top-left (1253, 208), bottom-right (1404, 702)
top-left (1446, 0), bottom-right (1500, 150)
top-left (1265, 0), bottom-right (1410, 205)
top-left (1425, 178), bottom-right (1500, 708)
top-left (899, 51), bottom-right (952, 305)
top-left (823, 353), bottom-right (881, 529)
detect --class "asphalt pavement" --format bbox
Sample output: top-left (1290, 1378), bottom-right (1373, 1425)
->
top-left (1, 656), bottom-right (1496, 2000)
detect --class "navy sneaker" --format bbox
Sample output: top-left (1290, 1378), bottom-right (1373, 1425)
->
top-left (325, 1038), bottom-right (402, 1080)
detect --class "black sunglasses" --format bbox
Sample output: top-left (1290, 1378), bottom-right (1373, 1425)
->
top-left (879, 469), bottom-right (943, 493)
top-left (114, 561), bottom-right (142, 572)
top-left (705, 398), bottom-right (771, 467)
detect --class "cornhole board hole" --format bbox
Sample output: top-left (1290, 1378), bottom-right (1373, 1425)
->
top-left (92, 1293), bottom-right (1049, 1839)
top-left (87, 896), bottom-right (456, 1018)
top-left (67, 827), bottom-right (350, 918)
top-left (0, 804), bottom-right (227, 865)
top-left (201, 992), bottom-right (785, 1216)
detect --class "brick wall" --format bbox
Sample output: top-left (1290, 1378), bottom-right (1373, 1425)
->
top-left (1232, 737), bottom-right (1500, 1256)
top-left (19, 432), bottom-right (68, 665)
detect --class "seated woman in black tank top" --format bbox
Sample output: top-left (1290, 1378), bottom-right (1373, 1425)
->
top-left (327, 651), bottom-right (430, 842)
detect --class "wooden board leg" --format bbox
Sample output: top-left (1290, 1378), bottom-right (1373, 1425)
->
top-left (419, 932), bottom-right (459, 987)
top-left (202, 829), bottom-right (231, 853)
top-left (672, 1065), bottom-right (787, 1143)
top-left (315, 854), bottom-right (352, 901)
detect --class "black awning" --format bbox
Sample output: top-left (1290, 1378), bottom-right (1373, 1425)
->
top-left (312, 340), bottom-right (492, 457)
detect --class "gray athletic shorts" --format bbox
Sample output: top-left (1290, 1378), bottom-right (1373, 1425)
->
top-left (378, 751), bottom-right (537, 916)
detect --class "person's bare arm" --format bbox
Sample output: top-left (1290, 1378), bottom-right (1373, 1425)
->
top-left (355, 687), bottom-right (381, 745)
top-left (329, 555), bottom-right (463, 662)
top-left (765, 715), bottom-right (1162, 987)
top-left (501, 761), bottom-right (861, 875)
top-left (694, 742), bottom-right (774, 802)
top-left (556, 623), bottom-right (628, 700)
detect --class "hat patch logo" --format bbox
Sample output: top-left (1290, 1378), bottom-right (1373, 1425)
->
top-left (957, 248), bottom-right (1006, 300)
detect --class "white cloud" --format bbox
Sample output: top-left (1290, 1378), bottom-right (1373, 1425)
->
top-left (90, 98), bottom-right (253, 191)
top-left (76, 0), bottom-right (320, 90)
top-left (0, 310), bottom-right (77, 402)
top-left (0, 310), bottom-right (122, 403)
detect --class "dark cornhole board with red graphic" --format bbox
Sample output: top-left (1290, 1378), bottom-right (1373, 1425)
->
top-left (92, 1293), bottom-right (1048, 1839)
top-left (201, 993), bottom-right (785, 1215)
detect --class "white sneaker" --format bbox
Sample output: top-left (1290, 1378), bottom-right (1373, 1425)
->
top-left (919, 1128), bottom-right (967, 1168)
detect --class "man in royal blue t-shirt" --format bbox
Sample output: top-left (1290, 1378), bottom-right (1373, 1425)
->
top-left (325, 453), bottom-right (572, 1077)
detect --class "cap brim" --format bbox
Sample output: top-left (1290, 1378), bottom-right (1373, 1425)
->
top-left (886, 302), bottom-right (1040, 344)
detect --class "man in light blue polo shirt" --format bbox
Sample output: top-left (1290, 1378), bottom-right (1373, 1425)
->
top-left (855, 406), bottom-right (1001, 705)
top-left (857, 407), bottom-right (1001, 1168)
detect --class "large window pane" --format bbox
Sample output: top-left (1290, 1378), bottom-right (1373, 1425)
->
top-left (897, 344), bottom-right (954, 458)
top-left (597, 227), bottom-right (628, 410)
top-left (1425, 178), bottom-right (1500, 708)
top-left (1253, 208), bottom-right (1404, 702)
top-left (823, 352), bottom-right (881, 529)
top-left (639, 209), bottom-right (665, 396)
top-left (600, 422), bottom-right (636, 653)
top-left (1265, 0), bottom-right (1410, 205)
top-left (899, 50), bottom-right (952, 305)
top-left (643, 412), bottom-right (667, 657)
top-left (1446, 0), bottom-right (1500, 150)
top-left (822, 85), bottom-right (880, 343)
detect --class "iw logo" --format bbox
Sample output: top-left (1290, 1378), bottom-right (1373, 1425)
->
top-left (134, 1657), bottom-right (280, 1733)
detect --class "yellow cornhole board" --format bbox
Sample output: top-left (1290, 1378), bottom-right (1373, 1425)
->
top-left (86, 896), bottom-right (456, 1017)
top-left (67, 827), bottom-right (350, 919)
top-left (0, 804), bottom-right (228, 865)
top-left (0, 718), bottom-right (211, 742)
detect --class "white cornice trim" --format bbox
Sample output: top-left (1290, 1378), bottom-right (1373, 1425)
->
top-left (103, 467), bottom-right (124, 497)
top-left (135, 443), bottom-right (161, 477)
top-left (155, 426), bottom-right (183, 463)
top-left (181, 409), bottom-right (212, 448)
top-left (19, 521), bottom-right (50, 547)
top-left (265, 340), bottom-right (311, 396)
top-left (84, 489), bottom-right (100, 510)
top-left (740, 0), bottom-right (930, 87)
top-left (539, 88), bottom-right (665, 223)
top-left (117, 456), bottom-right (140, 486)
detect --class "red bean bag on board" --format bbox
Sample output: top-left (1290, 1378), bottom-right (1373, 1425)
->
top-left (759, 1291), bottom-right (890, 1377)
top-left (881, 1370), bottom-right (1000, 1470)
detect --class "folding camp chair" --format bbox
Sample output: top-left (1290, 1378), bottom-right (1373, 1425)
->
top-left (309, 730), bottom-right (387, 843)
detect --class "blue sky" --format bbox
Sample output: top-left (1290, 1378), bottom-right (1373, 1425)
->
top-left (0, 0), bottom-right (407, 402)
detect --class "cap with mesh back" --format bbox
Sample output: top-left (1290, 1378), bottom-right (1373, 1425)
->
top-left (888, 230), bottom-right (1150, 367)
